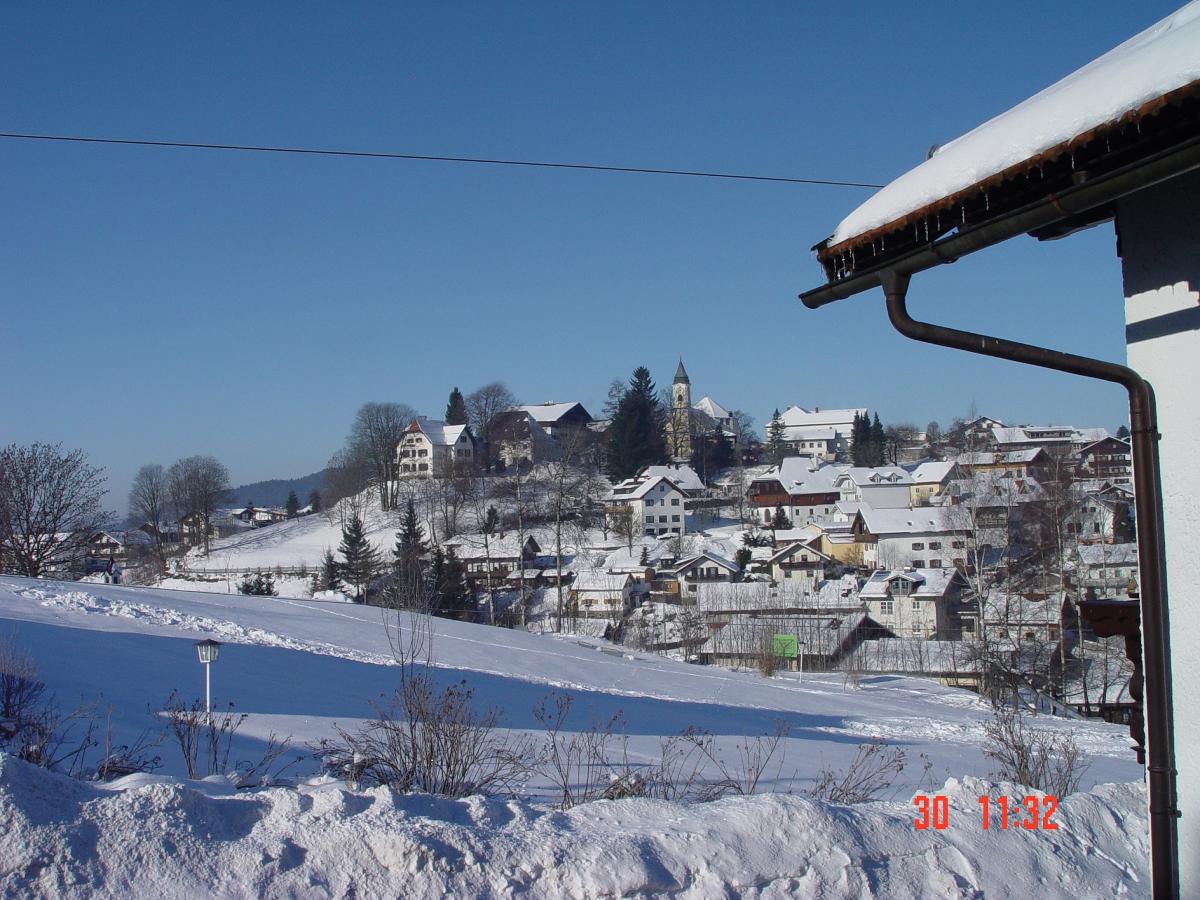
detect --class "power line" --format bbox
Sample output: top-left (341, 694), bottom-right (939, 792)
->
top-left (0, 131), bottom-right (883, 189)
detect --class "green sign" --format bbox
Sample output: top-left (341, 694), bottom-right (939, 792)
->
top-left (773, 633), bottom-right (798, 658)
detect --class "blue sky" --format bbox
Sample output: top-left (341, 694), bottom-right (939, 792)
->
top-left (0, 2), bottom-right (1179, 509)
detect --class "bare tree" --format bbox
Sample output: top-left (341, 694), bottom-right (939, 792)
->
top-left (466, 382), bottom-right (517, 455)
top-left (128, 463), bottom-right (168, 563)
top-left (610, 503), bottom-right (637, 553)
top-left (0, 443), bottom-right (108, 577)
top-left (544, 427), bottom-right (599, 632)
top-left (348, 402), bottom-right (417, 511)
top-left (883, 422), bottom-right (920, 465)
top-left (322, 446), bottom-right (372, 526)
top-left (166, 455), bottom-right (230, 555)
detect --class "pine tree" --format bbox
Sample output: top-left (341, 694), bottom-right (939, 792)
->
top-left (308, 490), bottom-right (321, 514)
top-left (318, 547), bottom-right (341, 592)
top-left (766, 409), bottom-right (787, 466)
top-left (639, 545), bottom-right (650, 566)
top-left (851, 412), bottom-right (868, 465)
top-left (605, 366), bottom-right (668, 480)
top-left (392, 499), bottom-right (428, 607)
top-left (869, 413), bottom-right (887, 467)
top-left (445, 387), bottom-right (468, 426)
top-left (338, 513), bottom-right (380, 602)
top-left (438, 548), bottom-right (469, 619)
top-left (285, 490), bottom-right (300, 518)
top-left (770, 507), bottom-right (792, 531)
top-left (735, 547), bottom-right (752, 572)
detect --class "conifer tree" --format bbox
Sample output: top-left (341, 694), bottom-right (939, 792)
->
top-left (770, 507), bottom-right (792, 531)
top-left (851, 412), bottom-right (868, 465)
top-left (318, 547), bottom-right (341, 592)
top-left (285, 490), bottom-right (300, 518)
top-left (605, 366), bottom-right (668, 480)
top-left (392, 498), bottom-right (428, 606)
top-left (869, 413), bottom-right (887, 467)
top-left (437, 548), bottom-right (469, 619)
top-left (338, 513), bottom-right (379, 601)
top-left (308, 490), bottom-right (321, 514)
top-left (445, 387), bottom-right (469, 426)
top-left (735, 547), bottom-right (752, 573)
top-left (639, 545), bottom-right (650, 566)
top-left (766, 409), bottom-right (787, 466)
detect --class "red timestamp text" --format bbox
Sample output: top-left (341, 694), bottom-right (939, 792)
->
top-left (912, 794), bottom-right (1059, 830)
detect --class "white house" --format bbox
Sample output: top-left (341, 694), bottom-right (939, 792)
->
top-left (766, 538), bottom-right (832, 589)
top-left (569, 572), bottom-right (636, 619)
top-left (608, 474), bottom-right (688, 537)
top-left (396, 417), bottom-right (476, 478)
top-left (1075, 543), bottom-right (1139, 596)
top-left (852, 506), bottom-right (968, 570)
top-left (858, 567), bottom-right (964, 640)
top-left (906, 461), bottom-right (960, 506)
top-left (779, 406), bottom-right (865, 461)
top-left (833, 467), bottom-right (913, 510)
top-left (665, 551), bottom-right (740, 595)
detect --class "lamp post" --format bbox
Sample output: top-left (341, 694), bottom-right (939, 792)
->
top-left (195, 639), bottom-right (221, 714)
top-left (797, 637), bottom-right (806, 684)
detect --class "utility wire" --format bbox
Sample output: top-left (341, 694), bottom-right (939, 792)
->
top-left (0, 131), bottom-right (883, 189)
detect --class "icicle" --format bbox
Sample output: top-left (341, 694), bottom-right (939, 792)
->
top-left (1070, 152), bottom-right (1075, 169)
top-left (985, 192), bottom-right (990, 212)
top-left (961, 204), bottom-right (966, 224)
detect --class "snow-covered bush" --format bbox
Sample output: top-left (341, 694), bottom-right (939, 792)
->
top-left (807, 742), bottom-right (907, 804)
top-left (237, 570), bottom-right (277, 596)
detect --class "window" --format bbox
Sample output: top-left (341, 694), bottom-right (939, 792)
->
top-left (659, 516), bottom-right (667, 523)
top-left (672, 515), bottom-right (680, 522)
top-left (911, 542), bottom-right (925, 551)
top-left (911, 600), bottom-right (920, 611)
top-left (645, 516), bottom-right (653, 523)
top-left (952, 540), bottom-right (965, 549)
top-left (928, 541), bottom-right (941, 550)
top-left (928, 558), bottom-right (942, 567)
top-left (784, 570), bottom-right (792, 578)
top-left (880, 600), bottom-right (894, 615)
top-left (911, 560), bottom-right (925, 568)
top-left (671, 498), bottom-right (680, 506)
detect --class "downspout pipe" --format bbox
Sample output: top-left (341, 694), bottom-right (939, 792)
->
top-left (881, 269), bottom-right (1179, 898)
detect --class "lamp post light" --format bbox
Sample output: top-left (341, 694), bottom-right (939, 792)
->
top-left (195, 639), bottom-right (221, 714)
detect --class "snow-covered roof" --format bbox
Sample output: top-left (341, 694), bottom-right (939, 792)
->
top-left (779, 406), bottom-right (864, 428)
top-left (700, 609), bottom-right (869, 658)
top-left (410, 418), bottom-right (472, 446)
top-left (515, 402), bottom-right (588, 425)
top-left (752, 460), bottom-right (846, 495)
top-left (693, 396), bottom-right (731, 421)
top-left (907, 461), bottom-right (956, 484)
top-left (571, 572), bottom-right (632, 593)
top-left (1077, 543), bottom-right (1139, 567)
top-left (766, 539), bottom-right (829, 565)
top-left (669, 551), bottom-right (739, 575)
top-left (957, 449), bottom-right (1045, 466)
top-left (827, 4), bottom-right (1200, 248)
top-left (857, 506), bottom-right (961, 536)
top-left (837, 467), bottom-right (913, 488)
top-left (639, 465), bottom-right (705, 493)
top-left (780, 424), bottom-right (840, 443)
top-left (610, 474), bottom-right (685, 501)
top-left (991, 426), bottom-right (1110, 447)
top-left (859, 567), bottom-right (960, 600)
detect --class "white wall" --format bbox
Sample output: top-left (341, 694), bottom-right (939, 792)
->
top-left (1117, 168), bottom-right (1200, 895)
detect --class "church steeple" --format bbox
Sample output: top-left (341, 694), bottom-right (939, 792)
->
top-left (673, 357), bottom-right (690, 385)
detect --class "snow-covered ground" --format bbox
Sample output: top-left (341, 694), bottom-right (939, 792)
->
top-left (0, 576), bottom-right (1150, 896)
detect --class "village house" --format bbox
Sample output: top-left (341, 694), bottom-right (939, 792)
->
top-left (906, 460), bottom-right (960, 506)
top-left (179, 511), bottom-right (252, 545)
top-left (569, 572), bottom-right (636, 620)
top-left (86, 530), bottom-right (153, 564)
top-left (766, 537), bottom-right (832, 589)
top-left (746, 459), bottom-right (844, 528)
top-left (850, 505), bottom-right (967, 570)
top-left (778, 405), bottom-right (865, 461)
top-left (664, 551), bottom-right (740, 596)
top-left (485, 409), bottom-right (558, 469)
top-left (230, 507), bottom-right (288, 527)
top-left (1074, 543), bottom-right (1139, 596)
top-left (858, 567), bottom-right (965, 640)
top-left (607, 473), bottom-right (688, 537)
top-left (514, 401), bottom-right (593, 437)
top-left (833, 467), bottom-right (913, 509)
top-left (990, 424), bottom-right (1112, 456)
top-left (396, 417), bottom-right (476, 479)
top-left (441, 534), bottom-right (541, 588)
top-left (956, 448), bottom-right (1050, 480)
top-left (1077, 435), bottom-right (1133, 484)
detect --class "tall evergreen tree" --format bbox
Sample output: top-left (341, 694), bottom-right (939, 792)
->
top-left (437, 548), bottom-right (469, 619)
top-left (318, 547), bottom-right (341, 592)
top-left (605, 366), bottom-right (668, 480)
top-left (850, 412), bottom-right (868, 465)
top-left (285, 490), bottom-right (300, 518)
top-left (445, 387), bottom-right (468, 426)
top-left (392, 498), bottom-right (428, 606)
top-left (770, 507), bottom-right (793, 531)
top-left (766, 409), bottom-right (787, 466)
top-left (869, 413), bottom-right (887, 466)
top-left (338, 513), bottom-right (380, 601)
top-left (308, 490), bottom-right (321, 513)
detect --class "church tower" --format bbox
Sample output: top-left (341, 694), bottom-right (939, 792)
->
top-left (670, 357), bottom-right (693, 461)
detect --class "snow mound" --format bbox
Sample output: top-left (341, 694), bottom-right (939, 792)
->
top-left (0, 754), bottom-right (1147, 898)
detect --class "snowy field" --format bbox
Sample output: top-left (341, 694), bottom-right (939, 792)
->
top-left (0, 577), bottom-right (1150, 897)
